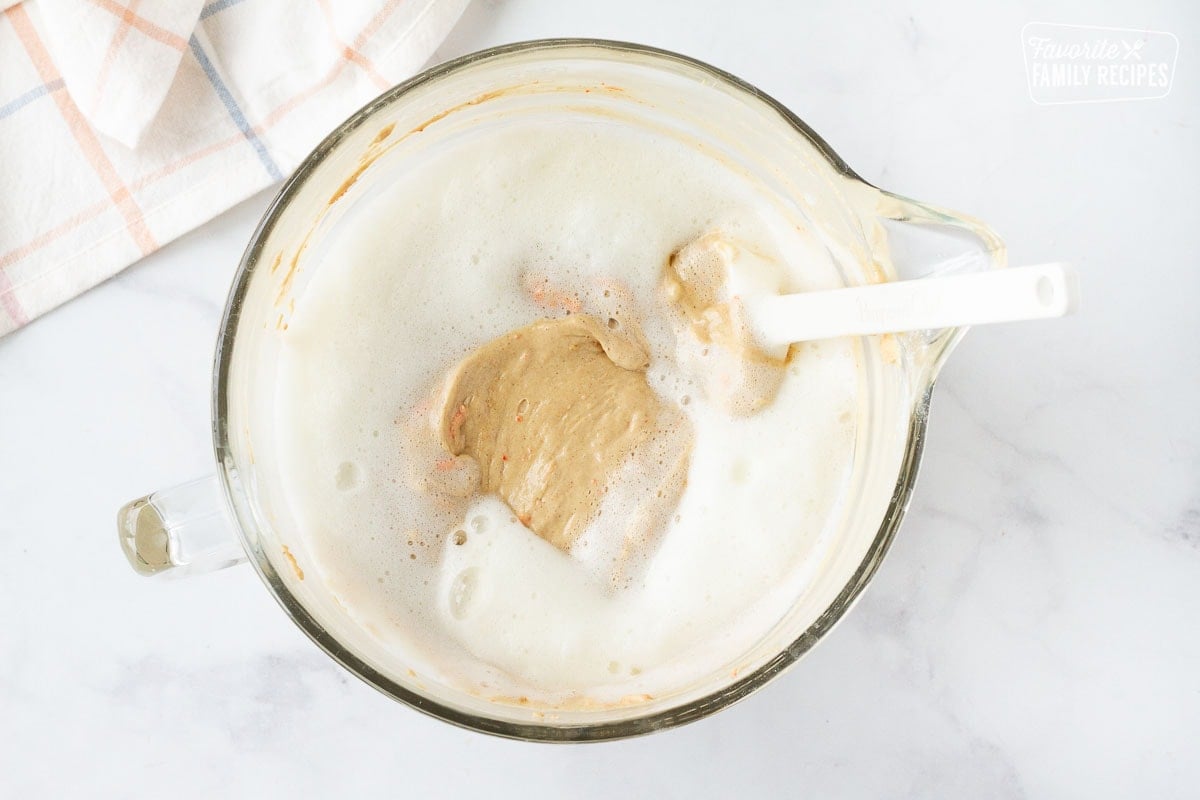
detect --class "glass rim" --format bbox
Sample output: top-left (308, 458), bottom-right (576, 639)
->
top-left (211, 37), bottom-right (928, 742)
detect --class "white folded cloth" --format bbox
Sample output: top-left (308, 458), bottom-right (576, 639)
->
top-left (0, 0), bottom-right (468, 334)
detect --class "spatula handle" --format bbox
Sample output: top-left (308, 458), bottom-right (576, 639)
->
top-left (748, 262), bottom-right (1079, 346)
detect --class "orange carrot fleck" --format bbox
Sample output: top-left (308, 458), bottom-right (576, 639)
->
top-left (448, 403), bottom-right (467, 440)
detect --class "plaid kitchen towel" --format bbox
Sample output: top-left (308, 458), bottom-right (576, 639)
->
top-left (0, 0), bottom-right (468, 335)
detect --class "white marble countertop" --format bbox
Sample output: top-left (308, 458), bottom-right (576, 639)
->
top-left (2, 0), bottom-right (1197, 796)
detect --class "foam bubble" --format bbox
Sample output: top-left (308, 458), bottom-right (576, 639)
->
top-left (448, 567), bottom-right (478, 620)
top-left (334, 461), bottom-right (361, 491)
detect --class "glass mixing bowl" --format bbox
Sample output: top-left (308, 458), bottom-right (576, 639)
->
top-left (119, 39), bottom-right (1004, 740)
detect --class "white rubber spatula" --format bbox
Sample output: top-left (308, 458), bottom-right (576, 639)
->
top-left (745, 262), bottom-right (1079, 348)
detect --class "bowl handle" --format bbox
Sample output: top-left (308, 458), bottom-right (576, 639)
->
top-left (117, 475), bottom-right (246, 577)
